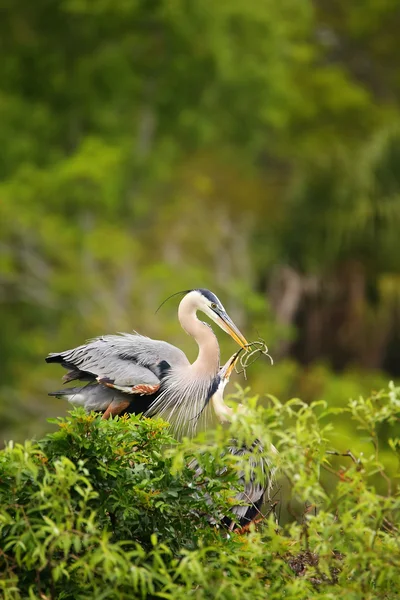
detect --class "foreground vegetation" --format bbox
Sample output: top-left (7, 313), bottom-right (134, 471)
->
top-left (1, 0), bottom-right (400, 442)
top-left (1, 384), bottom-right (399, 599)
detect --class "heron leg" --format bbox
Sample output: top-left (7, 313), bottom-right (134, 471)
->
top-left (102, 399), bottom-right (131, 420)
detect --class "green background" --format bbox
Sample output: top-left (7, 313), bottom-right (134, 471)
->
top-left (1, 0), bottom-right (399, 447)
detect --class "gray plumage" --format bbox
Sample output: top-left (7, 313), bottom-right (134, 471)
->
top-left (48, 333), bottom-right (188, 389)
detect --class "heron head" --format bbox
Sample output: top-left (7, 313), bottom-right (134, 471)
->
top-left (188, 289), bottom-right (249, 349)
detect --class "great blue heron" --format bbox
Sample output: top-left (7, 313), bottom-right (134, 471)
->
top-left (195, 351), bottom-right (276, 529)
top-left (46, 288), bottom-right (248, 438)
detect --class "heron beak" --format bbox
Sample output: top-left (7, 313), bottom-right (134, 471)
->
top-left (220, 349), bottom-right (243, 380)
top-left (214, 309), bottom-right (248, 349)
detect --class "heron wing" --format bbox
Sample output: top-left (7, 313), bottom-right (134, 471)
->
top-left (46, 332), bottom-right (190, 393)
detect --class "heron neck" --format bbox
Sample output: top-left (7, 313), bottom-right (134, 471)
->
top-left (178, 305), bottom-right (220, 377)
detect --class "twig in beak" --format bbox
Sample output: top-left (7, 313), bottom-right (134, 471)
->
top-left (235, 339), bottom-right (273, 380)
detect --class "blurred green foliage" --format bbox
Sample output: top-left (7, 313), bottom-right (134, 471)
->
top-left (1, 0), bottom-right (400, 441)
top-left (1, 384), bottom-right (400, 598)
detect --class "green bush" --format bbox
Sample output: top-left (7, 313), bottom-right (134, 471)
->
top-left (1, 384), bottom-right (399, 599)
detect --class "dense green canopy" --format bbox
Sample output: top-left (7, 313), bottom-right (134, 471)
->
top-left (1, 386), bottom-right (400, 598)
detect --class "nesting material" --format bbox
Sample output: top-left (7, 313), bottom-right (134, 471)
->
top-left (235, 340), bottom-right (273, 380)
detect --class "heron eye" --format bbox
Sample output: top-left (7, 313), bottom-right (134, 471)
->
top-left (211, 302), bottom-right (218, 310)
